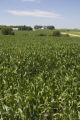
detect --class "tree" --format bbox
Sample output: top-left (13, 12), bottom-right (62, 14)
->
top-left (53, 30), bottom-right (61, 36)
top-left (47, 25), bottom-right (55, 30)
top-left (34, 25), bottom-right (42, 29)
top-left (18, 26), bottom-right (33, 31)
top-left (1, 27), bottom-right (14, 35)
top-left (0, 25), bottom-right (6, 30)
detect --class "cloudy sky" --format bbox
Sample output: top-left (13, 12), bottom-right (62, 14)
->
top-left (0, 0), bottom-right (80, 28)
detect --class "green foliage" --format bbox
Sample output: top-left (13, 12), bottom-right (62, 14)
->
top-left (11, 31), bottom-right (15, 35)
top-left (18, 25), bottom-right (33, 31)
top-left (39, 33), bottom-right (46, 36)
top-left (47, 25), bottom-right (55, 30)
top-left (0, 31), bottom-right (80, 119)
top-left (53, 30), bottom-right (61, 36)
top-left (34, 25), bottom-right (43, 29)
top-left (34, 25), bottom-right (55, 30)
top-left (1, 27), bottom-right (15, 35)
top-left (0, 25), bottom-right (33, 31)
top-left (0, 25), bottom-right (6, 30)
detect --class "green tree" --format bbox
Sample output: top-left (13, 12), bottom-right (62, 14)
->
top-left (18, 25), bottom-right (33, 31)
top-left (34, 25), bottom-right (42, 29)
top-left (53, 30), bottom-right (61, 36)
top-left (1, 27), bottom-right (14, 35)
top-left (47, 25), bottom-right (55, 30)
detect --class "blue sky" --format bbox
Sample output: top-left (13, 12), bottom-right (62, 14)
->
top-left (0, 0), bottom-right (80, 28)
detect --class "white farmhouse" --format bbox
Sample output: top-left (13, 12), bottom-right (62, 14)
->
top-left (40, 26), bottom-right (47, 30)
top-left (12, 28), bottom-right (19, 31)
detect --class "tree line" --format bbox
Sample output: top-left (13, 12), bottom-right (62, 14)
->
top-left (0, 25), bottom-right (55, 31)
top-left (0, 25), bottom-right (33, 31)
top-left (0, 25), bottom-right (55, 35)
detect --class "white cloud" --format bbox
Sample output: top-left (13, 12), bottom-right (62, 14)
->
top-left (7, 10), bottom-right (61, 18)
top-left (22, 0), bottom-right (40, 2)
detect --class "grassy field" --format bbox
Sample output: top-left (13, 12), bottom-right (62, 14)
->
top-left (65, 31), bottom-right (80, 35)
top-left (60, 29), bottom-right (80, 35)
top-left (0, 30), bottom-right (80, 120)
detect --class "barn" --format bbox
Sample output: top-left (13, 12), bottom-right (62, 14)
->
top-left (12, 28), bottom-right (19, 31)
top-left (40, 26), bottom-right (47, 30)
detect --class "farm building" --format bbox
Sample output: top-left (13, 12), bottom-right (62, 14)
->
top-left (33, 26), bottom-right (47, 31)
top-left (12, 28), bottom-right (19, 31)
top-left (39, 26), bottom-right (47, 30)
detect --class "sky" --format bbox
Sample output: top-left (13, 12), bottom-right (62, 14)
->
top-left (0, 0), bottom-right (80, 28)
